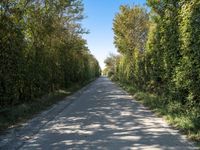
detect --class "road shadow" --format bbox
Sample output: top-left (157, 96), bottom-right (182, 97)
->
top-left (20, 77), bottom-right (196, 150)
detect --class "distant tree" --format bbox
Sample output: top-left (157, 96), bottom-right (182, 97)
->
top-left (104, 53), bottom-right (120, 80)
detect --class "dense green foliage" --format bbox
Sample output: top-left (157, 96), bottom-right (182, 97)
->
top-left (112, 5), bottom-right (149, 87)
top-left (0, 0), bottom-right (100, 109)
top-left (105, 1), bottom-right (200, 141)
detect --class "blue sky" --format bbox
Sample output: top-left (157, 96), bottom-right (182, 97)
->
top-left (82, 0), bottom-right (147, 69)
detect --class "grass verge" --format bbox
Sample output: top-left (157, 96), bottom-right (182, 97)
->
top-left (117, 81), bottom-right (200, 147)
top-left (0, 79), bottom-right (95, 133)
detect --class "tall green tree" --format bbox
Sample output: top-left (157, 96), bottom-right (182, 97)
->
top-left (0, 0), bottom-right (100, 108)
top-left (174, 0), bottom-right (200, 106)
top-left (113, 5), bottom-right (149, 85)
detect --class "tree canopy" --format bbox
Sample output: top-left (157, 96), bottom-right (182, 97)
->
top-left (105, 1), bottom-right (200, 124)
top-left (0, 0), bottom-right (101, 108)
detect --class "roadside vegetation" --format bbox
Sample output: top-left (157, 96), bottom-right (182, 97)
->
top-left (0, 80), bottom-right (94, 132)
top-left (0, 0), bottom-right (100, 131)
top-left (104, 0), bottom-right (200, 143)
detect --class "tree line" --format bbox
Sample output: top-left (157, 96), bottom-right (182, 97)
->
top-left (0, 0), bottom-right (101, 108)
top-left (105, 0), bottom-right (200, 112)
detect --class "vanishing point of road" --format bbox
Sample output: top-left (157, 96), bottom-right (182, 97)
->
top-left (0, 77), bottom-right (197, 150)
